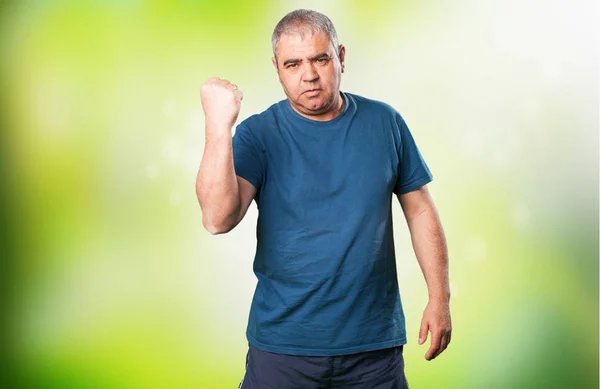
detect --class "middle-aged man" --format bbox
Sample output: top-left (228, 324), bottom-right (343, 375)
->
top-left (196, 9), bottom-right (451, 389)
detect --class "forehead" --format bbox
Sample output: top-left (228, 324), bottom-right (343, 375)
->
top-left (276, 30), bottom-right (334, 59)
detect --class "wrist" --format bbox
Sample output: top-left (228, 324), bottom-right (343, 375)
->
top-left (205, 116), bottom-right (235, 133)
top-left (428, 291), bottom-right (451, 304)
top-left (205, 122), bottom-right (234, 139)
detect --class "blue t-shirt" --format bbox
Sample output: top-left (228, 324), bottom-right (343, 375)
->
top-left (232, 92), bottom-right (432, 356)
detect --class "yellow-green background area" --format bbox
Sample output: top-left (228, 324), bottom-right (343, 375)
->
top-left (1, 1), bottom-right (597, 388)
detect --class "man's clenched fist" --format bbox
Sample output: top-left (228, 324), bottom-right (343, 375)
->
top-left (200, 77), bottom-right (244, 131)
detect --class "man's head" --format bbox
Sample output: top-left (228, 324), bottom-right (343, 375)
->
top-left (271, 9), bottom-right (346, 121)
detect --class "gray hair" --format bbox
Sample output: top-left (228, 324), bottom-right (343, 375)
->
top-left (271, 9), bottom-right (339, 58)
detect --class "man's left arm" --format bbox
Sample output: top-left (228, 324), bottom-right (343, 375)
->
top-left (397, 184), bottom-right (452, 361)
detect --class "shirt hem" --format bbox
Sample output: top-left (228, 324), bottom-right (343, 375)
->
top-left (235, 172), bottom-right (261, 191)
top-left (396, 175), bottom-right (433, 195)
top-left (246, 333), bottom-right (407, 356)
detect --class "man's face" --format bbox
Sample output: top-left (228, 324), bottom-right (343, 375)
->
top-left (273, 30), bottom-right (345, 120)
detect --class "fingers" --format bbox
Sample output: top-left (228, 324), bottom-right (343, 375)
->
top-left (229, 83), bottom-right (243, 101)
top-left (425, 329), bottom-right (442, 361)
top-left (425, 329), bottom-right (452, 361)
top-left (437, 331), bottom-right (449, 358)
top-left (201, 77), bottom-right (243, 102)
top-left (199, 76), bottom-right (243, 129)
top-left (419, 303), bottom-right (452, 361)
top-left (418, 321), bottom-right (429, 345)
top-left (234, 89), bottom-right (244, 101)
top-left (221, 81), bottom-right (243, 101)
top-left (202, 77), bottom-right (241, 91)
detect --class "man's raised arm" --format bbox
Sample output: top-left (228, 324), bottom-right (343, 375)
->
top-left (196, 77), bottom-right (256, 235)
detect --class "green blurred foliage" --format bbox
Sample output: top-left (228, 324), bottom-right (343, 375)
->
top-left (1, 1), bottom-right (597, 388)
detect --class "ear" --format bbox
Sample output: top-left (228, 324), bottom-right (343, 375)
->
top-left (272, 57), bottom-right (278, 71)
top-left (338, 44), bottom-right (346, 73)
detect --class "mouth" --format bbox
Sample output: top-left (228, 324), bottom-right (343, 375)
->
top-left (304, 89), bottom-right (321, 96)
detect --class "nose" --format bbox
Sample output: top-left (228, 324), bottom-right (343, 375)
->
top-left (301, 62), bottom-right (319, 83)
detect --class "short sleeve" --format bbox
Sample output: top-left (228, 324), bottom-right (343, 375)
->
top-left (393, 115), bottom-right (433, 195)
top-left (232, 124), bottom-right (264, 190)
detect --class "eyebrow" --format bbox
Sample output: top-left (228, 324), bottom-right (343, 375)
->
top-left (282, 52), bottom-right (331, 67)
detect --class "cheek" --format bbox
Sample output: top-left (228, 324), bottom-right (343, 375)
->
top-left (281, 74), bottom-right (299, 89)
top-left (320, 69), bottom-right (337, 86)
top-left (288, 78), bottom-right (303, 96)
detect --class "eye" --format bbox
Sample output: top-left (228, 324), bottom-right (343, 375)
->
top-left (316, 57), bottom-right (329, 64)
top-left (286, 63), bottom-right (298, 69)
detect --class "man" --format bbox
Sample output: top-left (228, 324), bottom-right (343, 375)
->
top-left (196, 9), bottom-right (451, 389)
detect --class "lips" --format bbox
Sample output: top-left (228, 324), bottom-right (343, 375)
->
top-left (304, 89), bottom-right (321, 96)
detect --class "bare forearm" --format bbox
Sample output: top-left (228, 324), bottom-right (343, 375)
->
top-left (406, 208), bottom-right (450, 302)
top-left (196, 126), bottom-right (241, 234)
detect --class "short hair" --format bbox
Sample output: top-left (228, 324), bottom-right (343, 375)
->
top-left (271, 9), bottom-right (339, 58)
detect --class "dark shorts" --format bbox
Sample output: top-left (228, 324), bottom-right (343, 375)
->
top-left (239, 343), bottom-right (409, 389)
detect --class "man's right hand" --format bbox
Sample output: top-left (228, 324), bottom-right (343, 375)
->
top-left (200, 77), bottom-right (244, 131)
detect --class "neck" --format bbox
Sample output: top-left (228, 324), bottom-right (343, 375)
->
top-left (332, 92), bottom-right (345, 116)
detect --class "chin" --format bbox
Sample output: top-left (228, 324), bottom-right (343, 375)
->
top-left (306, 104), bottom-right (328, 114)
top-left (303, 97), bottom-right (330, 111)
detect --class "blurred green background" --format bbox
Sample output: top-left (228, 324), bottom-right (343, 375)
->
top-left (1, 0), bottom-right (597, 388)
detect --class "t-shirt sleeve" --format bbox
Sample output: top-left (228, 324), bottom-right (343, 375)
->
top-left (232, 124), bottom-right (265, 190)
top-left (393, 114), bottom-right (433, 195)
